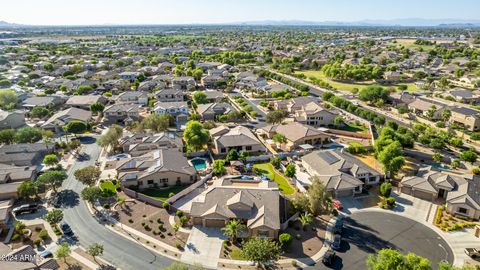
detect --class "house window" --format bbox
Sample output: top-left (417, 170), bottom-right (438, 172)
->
top-left (190, 176), bottom-right (194, 182)
top-left (138, 181), bottom-right (143, 186)
top-left (221, 148), bottom-right (226, 153)
top-left (258, 230), bottom-right (269, 237)
top-left (458, 207), bottom-right (468, 215)
top-left (147, 180), bottom-right (154, 185)
top-left (177, 177), bottom-right (181, 182)
top-left (246, 146), bottom-right (252, 151)
top-left (160, 178), bottom-right (168, 183)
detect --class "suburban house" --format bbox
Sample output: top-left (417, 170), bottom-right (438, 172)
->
top-left (196, 102), bottom-right (235, 121)
top-left (119, 71), bottom-right (138, 82)
top-left (202, 74), bottom-right (226, 88)
top-left (0, 143), bottom-right (52, 167)
top-left (41, 107), bottom-right (92, 130)
top-left (154, 101), bottom-right (189, 123)
top-left (119, 132), bottom-right (183, 157)
top-left (22, 95), bottom-right (65, 110)
top-left (189, 177), bottom-right (282, 238)
top-left (446, 89), bottom-right (480, 104)
top-left (408, 98), bottom-right (445, 119)
top-left (204, 90), bottom-right (224, 103)
top-left (449, 107), bottom-right (480, 131)
top-left (156, 88), bottom-right (184, 102)
top-left (211, 125), bottom-right (266, 155)
top-left (274, 96), bottom-right (319, 113)
top-left (65, 95), bottom-right (108, 110)
top-left (0, 110), bottom-right (25, 129)
top-left (294, 102), bottom-right (338, 127)
top-left (236, 75), bottom-right (267, 89)
top-left (259, 122), bottom-right (331, 151)
top-left (0, 164), bottom-right (37, 200)
top-left (301, 149), bottom-right (381, 197)
top-left (401, 166), bottom-right (480, 219)
top-left (0, 200), bottom-right (13, 230)
top-left (103, 103), bottom-right (142, 125)
top-left (116, 91), bottom-right (149, 106)
top-left (0, 242), bottom-right (59, 269)
top-left (172, 76), bottom-right (195, 90)
top-left (116, 149), bottom-right (197, 189)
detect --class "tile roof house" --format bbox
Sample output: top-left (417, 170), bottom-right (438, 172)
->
top-left (0, 110), bottom-right (25, 130)
top-left (172, 76), bottom-right (196, 90)
top-left (156, 88), bottom-right (184, 103)
top-left (259, 122), bottom-right (331, 152)
top-left (22, 96), bottom-right (65, 110)
top-left (211, 126), bottom-right (266, 155)
top-left (154, 101), bottom-right (189, 123)
top-left (189, 177), bottom-right (282, 238)
top-left (119, 132), bottom-right (183, 157)
top-left (449, 107), bottom-right (480, 131)
top-left (0, 164), bottom-right (36, 201)
top-left (65, 95), bottom-right (108, 110)
top-left (102, 103), bottom-right (141, 125)
top-left (401, 166), bottom-right (480, 220)
top-left (273, 96), bottom-right (319, 113)
top-left (116, 148), bottom-right (197, 190)
top-left (408, 98), bottom-right (445, 119)
top-left (0, 143), bottom-right (52, 167)
top-left (294, 102), bottom-right (338, 127)
top-left (0, 242), bottom-right (59, 269)
top-left (196, 102), bottom-right (235, 121)
top-left (302, 149), bottom-right (381, 197)
top-left (41, 107), bottom-right (92, 131)
top-left (446, 89), bottom-right (480, 104)
top-left (116, 91), bottom-right (149, 106)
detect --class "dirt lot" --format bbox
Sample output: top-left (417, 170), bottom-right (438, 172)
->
top-left (11, 224), bottom-right (52, 249)
top-left (281, 216), bottom-right (328, 259)
top-left (114, 195), bottom-right (189, 248)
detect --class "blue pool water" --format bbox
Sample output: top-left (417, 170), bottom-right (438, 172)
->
top-left (191, 159), bottom-right (207, 170)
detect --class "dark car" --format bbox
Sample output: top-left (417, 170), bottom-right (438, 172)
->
top-left (12, 204), bottom-right (39, 215)
top-left (334, 219), bottom-right (343, 234)
top-left (60, 222), bottom-right (73, 235)
top-left (39, 250), bottom-right (53, 259)
top-left (331, 234), bottom-right (341, 250)
top-left (322, 249), bottom-right (336, 266)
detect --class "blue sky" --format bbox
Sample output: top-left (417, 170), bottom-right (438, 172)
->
top-left (1, 0), bottom-right (479, 25)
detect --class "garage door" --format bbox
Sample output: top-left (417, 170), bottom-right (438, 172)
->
top-left (413, 189), bottom-right (434, 201)
top-left (205, 219), bottom-right (226, 227)
top-left (401, 186), bottom-right (412, 195)
top-left (336, 189), bottom-right (353, 197)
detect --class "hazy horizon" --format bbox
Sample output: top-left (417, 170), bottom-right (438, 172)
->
top-left (1, 0), bottom-right (479, 26)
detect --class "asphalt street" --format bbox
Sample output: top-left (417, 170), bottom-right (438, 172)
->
top-left (312, 211), bottom-right (453, 270)
top-left (60, 136), bottom-right (173, 269)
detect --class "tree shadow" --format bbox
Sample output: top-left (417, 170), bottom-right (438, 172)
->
top-left (57, 189), bottom-right (80, 208)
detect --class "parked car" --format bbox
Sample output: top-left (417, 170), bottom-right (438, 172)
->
top-left (39, 250), bottom-right (53, 259)
top-left (60, 222), bottom-right (73, 235)
top-left (465, 248), bottom-right (480, 258)
top-left (334, 219), bottom-right (343, 234)
top-left (322, 249), bottom-right (336, 266)
top-left (331, 234), bottom-right (341, 250)
top-left (12, 204), bottom-right (40, 215)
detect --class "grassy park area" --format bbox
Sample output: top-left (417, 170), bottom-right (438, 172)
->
top-left (141, 185), bottom-right (189, 201)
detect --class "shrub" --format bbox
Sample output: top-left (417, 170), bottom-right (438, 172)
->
top-left (179, 216), bottom-right (188, 226)
top-left (142, 214), bottom-right (147, 218)
top-left (176, 210), bottom-right (183, 217)
top-left (162, 202), bottom-right (170, 210)
top-left (434, 208), bottom-right (443, 225)
top-left (11, 234), bottom-right (20, 241)
top-left (157, 218), bottom-right (162, 223)
top-left (158, 224), bottom-right (163, 230)
top-left (295, 233), bottom-right (301, 240)
top-left (141, 222), bottom-right (146, 226)
top-left (34, 238), bottom-right (42, 247)
top-left (38, 229), bottom-right (49, 240)
top-left (279, 233), bottom-right (293, 250)
top-left (169, 192), bottom-right (175, 198)
top-left (175, 242), bottom-right (182, 250)
top-left (386, 197), bottom-right (396, 207)
top-left (128, 218), bottom-right (133, 223)
top-left (34, 227), bottom-right (42, 232)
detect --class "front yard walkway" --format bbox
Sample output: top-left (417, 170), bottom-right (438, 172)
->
top-left (182, 226), bottom-right (226, 269)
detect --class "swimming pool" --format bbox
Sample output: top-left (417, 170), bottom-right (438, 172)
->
top-left (190, 158), bottom-right (207, 171)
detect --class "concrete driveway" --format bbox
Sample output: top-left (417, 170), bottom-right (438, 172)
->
top-left (182, 226), bottom-right (226, 269)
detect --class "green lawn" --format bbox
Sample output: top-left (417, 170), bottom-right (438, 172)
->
top-left (229, 249), bottom-right (246, 260)
top-left (295, 70), bottom-right (419, 93)
top-left (253, 163), bottom-right (295, 195)
top-left (100, 180), bottom-right (120, 197)
top-left (141, 185), bottom-right (189, 201)
top-left (339, 122), bottom-right (369, 133)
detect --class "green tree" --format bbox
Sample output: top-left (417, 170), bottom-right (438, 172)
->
top-left (285, 164), bottom-right (296, 178)
top-left (359, 86), bottom-right (389, 106)
top-left (213, 159), bottom-right (226, 176)
top-left (266, 110), bottom-right (288, 124)
top-left (222, 219), bottom-right (246, 243)
top-left (183, 121), bottom-right (209, 152)
top-left (292, 177), bottom-right (331, 215)
top-left (74, 166), bottom-right (101, 186)
top-left (441, 109), bottom-right (452, 122)
top-left (30, 107), bottom-right (50, 119)
top-left (451, 159), bottom-right (461, 169)
top-left (241, 237), bottom-right (281, 266)
top-left (44, 209), bottom-right (63, 225)
top-left (297, 212), bottom-right (314, 230)
top-left (377, 141), bottom-right (405, 178)
top-left (225, 149), bottom-right (239, 163)
top-left (270, 156), bottom-right (281, 169)
top-left (278, 233), bottom-right (293, 250)
top-left (139, 113), bottom-right (173, 132)
top-left (87, 243), bottom-right (104, 262)
top-left (18, 181), bottom-right (38, 200)
top-left (89, 102), bottom-right (105, 114)
top-left (272, 133), bottom-right (287, 144)
top-left (379, 182), bottom-right (392, 197)
top-left (366, 249), bottom-right (431, 270)
top-left (43, 154), bottom-right (59, 167)
top-left (0, 89), bottom-right (17, 110)
top-left (97, 124), bottom-right (123, 150)
top-left (36, 170), bottom-right (67, 193)
top-left (63, 120), bottom-right (88, 136)
top-left (81, 186), bottom-right (103, 204)
top-left (0, 129), bottom-right (15, 144)
top-left (76, 85), bottom-right (93, 94)
top-left (14, 127), bottom-right (43, 143)
top-left (460, 150), bottom-right (478, 164)
top-left (192, 91), bottom-right (208, 104)
top-left (333, 116), bottom-right (344, 127)
top-left (55, 242), bottom-right (71, 263)
top-left (432, 152), bottom-right (442, 163)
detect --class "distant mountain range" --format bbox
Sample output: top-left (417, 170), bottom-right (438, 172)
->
top-left (1, 18), bottom-right (480, 27)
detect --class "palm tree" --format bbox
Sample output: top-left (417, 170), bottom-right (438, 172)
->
top-left (298, 212), bottom-right (314, 231)
top-left (222, 219), bottom-right (246, 243)
top-left (116, 196), bottom-right (126, 209)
